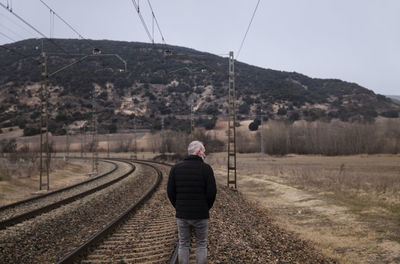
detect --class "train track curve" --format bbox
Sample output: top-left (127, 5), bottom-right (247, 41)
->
top-left (1, 158), bottom-right (336, 263)
top-left (58, 160), bottom-right (179, 264)
top-left (0, 158), bottom-right (134, 229)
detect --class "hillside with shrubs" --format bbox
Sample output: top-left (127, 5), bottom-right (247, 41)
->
top-left (0, 38), bottom-right (399, 136)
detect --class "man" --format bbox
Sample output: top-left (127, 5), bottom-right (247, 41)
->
top-left (167, 140), bottom-right (217, 264)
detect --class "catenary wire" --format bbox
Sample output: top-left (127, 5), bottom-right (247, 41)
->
top-left (0, 23), bottom-right (26, 40)
top-left (236, 0), bottom-right (261, 60)
top-left (146, 0), bottom-right (166, 44)
top-left (0, 12), bottom-right (34, 37)
top-left (39, 0), bottom-right (96, 50)
top-left (0, 2), bottom-right (47, 39)
top-left (0, 31), bottom-right (16, 42)
top-left (0, 2), bottom-right (71, 55)
top-left (130, 0), bottom-right (154, 43)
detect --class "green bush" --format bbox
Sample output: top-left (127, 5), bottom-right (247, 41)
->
top-left (23, 126), bottom-right (40, 136)
top-left (381, 110), bottom-right (399, 118)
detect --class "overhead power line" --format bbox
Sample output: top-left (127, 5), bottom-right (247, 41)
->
top-left (0, 2), bottom-right (47, 39)
top-left (0, 12), bottom-right (34, 37)
top-left (39, 0), bottom-right (96, 50)
top-left (0, 31), bottom-right (16, 42)
top-left (130, 0), bottom-right (153, 43)
top-left (146, 0), bottom-right (166, 44)
top-left (1, 23), bottom-right (27, 40)
top-left (236, 0), bottom-right (261, 60)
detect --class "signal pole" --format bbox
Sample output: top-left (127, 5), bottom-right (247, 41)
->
top-left (227, 51), bottom-right (237, 189)
top-left (39, 52), bottom-right (50, 191)
top-left (190, 98), bottom-right (195, 136)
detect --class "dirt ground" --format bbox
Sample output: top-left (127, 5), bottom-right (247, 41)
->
top-left (0, 152), bottom-right (160, 207)
top-left (207, 153), bottom-right (400, 264)
top-left (0, 159), bottom-right (91, 206)
top-left (1, 141), bottom-right (400, 263)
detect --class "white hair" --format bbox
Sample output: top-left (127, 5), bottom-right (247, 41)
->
top-left (188, 140), bottom-right (204, 155)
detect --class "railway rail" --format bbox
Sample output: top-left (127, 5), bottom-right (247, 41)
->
top-left (57, 160), bottom-right (180, 264)
top-left (1, 158), bottom-right (334, 263)
top-left (0, 158), bottom-right (133, 229)
top-left (0, 158), bottom-right (159, 263)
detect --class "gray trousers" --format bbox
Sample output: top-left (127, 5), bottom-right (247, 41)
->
top-left (176, 218), bottom-right (209, 264)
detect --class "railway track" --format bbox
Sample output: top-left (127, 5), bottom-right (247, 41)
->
top-left (0, 158), bottom-right (134, 230)
top-left (0, 159), bottom-right (159, 263)
top-left (58, 160), bottom-right (179, 264)
top-left (1, 158), bottom-right (335, 263)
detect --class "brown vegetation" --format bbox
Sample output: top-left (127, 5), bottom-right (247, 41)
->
top-left (207, 153), bottom-right (400, 263)
top-left (237, 118), bottom-right (400, 155)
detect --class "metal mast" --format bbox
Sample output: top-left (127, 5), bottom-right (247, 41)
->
top-left (107, 134), bottom-right (110, 158)
top-left (65, 130), bottom-right (70, 161)
top-left (131, 119), bottom-right (137, 160)
top-left (227, 51), bottom-right (237, 189)
top-left (260, 116), bottom-right (264, 159)
top-left (39, 52), bottom-right (50, 191)
top-left (91, 91), bottom-right (98, 176)
top-left (190, 98), bottom-right (195, 136)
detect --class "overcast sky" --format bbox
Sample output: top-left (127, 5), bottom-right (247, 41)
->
top-left (1, 0), bottom-right (399, 95)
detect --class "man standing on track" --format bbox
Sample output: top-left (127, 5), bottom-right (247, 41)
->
top-left (167, 140), bottom-right (217, 264)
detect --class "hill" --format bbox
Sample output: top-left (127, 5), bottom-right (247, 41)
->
top-left (0, 38), bottom-right (399, 136)
top-left (386, 95), bottom-right (400, 104)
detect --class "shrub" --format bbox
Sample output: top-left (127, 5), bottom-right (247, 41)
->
top-left (23, 126), bottom-right (40, 136)
top-left (0, 138), bottom-right (17, 153)
top-left (197, 117), bottom-right (217, 130)
top-left (381, 110), bottom-right (399, 118)
top-left (277, 108), bottom-right (287, 115)
top-left (248, 121), bottom-right (259, 131)
top-left (289, 112), bottom-right (300, 122)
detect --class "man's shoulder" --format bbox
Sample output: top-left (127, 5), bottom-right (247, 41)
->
top-left (173, 160), bottom-right (185, 167)
top-left (201, 162), bottom-right (213, 173)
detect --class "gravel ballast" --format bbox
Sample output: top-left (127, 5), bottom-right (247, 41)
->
top-left (0, 163), bottom-right (157, 263)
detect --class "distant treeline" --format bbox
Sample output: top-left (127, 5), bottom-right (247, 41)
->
top-left (238, 119), bottom-right (400, 155)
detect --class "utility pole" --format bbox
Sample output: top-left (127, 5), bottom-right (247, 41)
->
top-left (164, 51), bottom-right (238, 188)
top-left (80, 128), bottom-right (84, 157)
top-left (260, 114), bottom-right (264, 159)
top-left (37, 48), bottom-right (127, 172)
top-left (39, 52), bottom-right (50, 191)
top-left (227, 51), bottom-right (237, 189)
top-left (190, 98), bottom-right (195, 136)
top-left (65, 130), bottom-right (70, 161)
top-left (91, 90), bottom-right (98, 176)
top-left (107, 133), bottom-right (110, 158)
top-left (131, 118), bottom-right (137, 160)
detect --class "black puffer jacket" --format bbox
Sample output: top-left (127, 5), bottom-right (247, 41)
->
top-left (167, 155), bottom-right (217, 219)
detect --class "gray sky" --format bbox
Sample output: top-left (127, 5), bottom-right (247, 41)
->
top-left (1, 0), bottom-right (399, 95)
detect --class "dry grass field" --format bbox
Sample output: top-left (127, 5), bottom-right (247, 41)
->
top-left (1, 149), bottom-right (399, 263)
top-left (1, 121), bottom-right (400, 263)
top-left (0, 159), bottom-right (91, 206)
top-left (0, 152), bottom-right (159, 206)
top-left (207, 153), bottom-right (400, 264)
